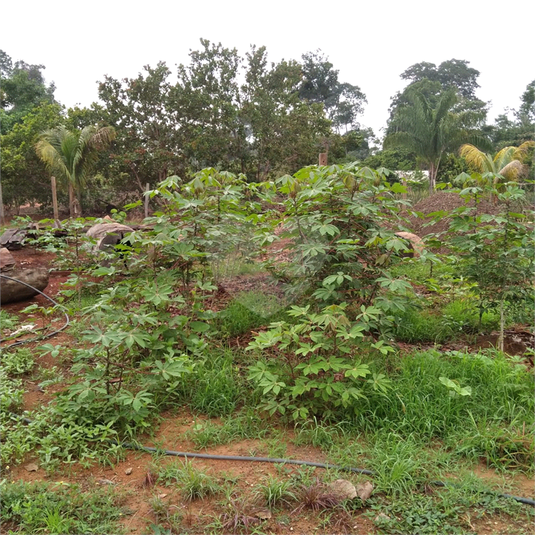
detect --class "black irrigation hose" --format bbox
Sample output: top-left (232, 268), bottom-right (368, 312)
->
top-left (114, 441), bottom-right (535, 507)
top-left (0, 274), bottom-right (70, 350)
top-left (116, 440), bottom-right (374, 474)
top-left (10, 408), bottom-right (535, 507)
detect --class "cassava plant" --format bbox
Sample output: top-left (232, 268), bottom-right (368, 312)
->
top-left (248, 163), bottom-right (414, 420)
top-left (449, 178), bottom-right (534, 351)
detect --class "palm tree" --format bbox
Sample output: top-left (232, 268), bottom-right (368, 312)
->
top-left (35, 125), bottom-right (115, 217)
top-left (459, 141), bottom-right (534, 183)
top-left (385, 88), bottom-right (476, 192)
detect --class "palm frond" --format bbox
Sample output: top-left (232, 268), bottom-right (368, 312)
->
top-left (459, 144), bottom-right (494, 173)
top-left (500, 160), bottom-right (526, 181)
top-left (513, 140), bottom-right (535, 162)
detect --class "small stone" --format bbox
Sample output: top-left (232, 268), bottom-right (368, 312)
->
top-left (24, 463), bottom-right (39, 472)
top-left (125, 467), bottom-right (133, 475)
top-left (374, 513), bottom-right (391, 522)
top-left (97, 478), bottom-right (115, 486)
top-left (157, 493), bottom-right (168, 499)
top-left (356, 481), bottom-right (374, 500)
top-left (254, 509), bottom-right (272, 520)
top-left (328, 479), bottom-right (357, 500)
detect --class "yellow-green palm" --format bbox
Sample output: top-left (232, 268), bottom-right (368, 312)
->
top-left (36, 125), bottom-right (115, 217)
top-left (459, 141), bottom-right (534, 182)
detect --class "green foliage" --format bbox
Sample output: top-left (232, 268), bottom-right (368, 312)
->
top-left (448, 182), bottom-right (535, 350)
top-left (97, 41), bottom-right (337, 186)
top-left (0, 309), bottom-right (19, 337)
top-left (0, 347), bottom-right (35, 375)
top-left (299, 50), bottom-right (366, 133)
top-left (247, 163), bottom-right (416, 420)
top-left (0, 480), bottom-right (127, 534)
top-left (0, 50), bottom-right (56, 134)
top-left (0, 102), bottom-right (63, 209)
top-left (248, 303), bottom-right (395, 421)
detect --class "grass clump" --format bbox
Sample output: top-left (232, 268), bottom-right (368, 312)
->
top-left (189, 352), bottom-right (240, 417)
top-left (253, 474), bottom-right (296, 509)
top-left (157, 460), bottom-right (221, 501)
top-left (186, 408), bottom-right (268, 449)
top-left (392, 298), bottom-right (499, 344)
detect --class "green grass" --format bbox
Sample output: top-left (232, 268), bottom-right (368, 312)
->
top-left (352, 349), bottom-right (534, 471)
top-left (217, 291), bottom-right (288, 336)
top-left (186, 408), bottom-right (269, 449)
top-left (157, 460), bottom-right (221, 501)
top-left (0, 480), bottom-right (128, 534)
top-left (393, 298), bottom-right (499, 344)
top-left (253, 474), bottom-right (297, 508)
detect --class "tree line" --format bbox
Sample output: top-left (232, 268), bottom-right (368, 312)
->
top-left (1, 43), bottom-right (533, 215)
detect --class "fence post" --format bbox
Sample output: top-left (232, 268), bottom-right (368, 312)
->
top-left (144, 183), bottom-right (150, 219)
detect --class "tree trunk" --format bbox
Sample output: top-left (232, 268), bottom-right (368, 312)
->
top-left (428, 162), bottom-right (437, 192)
top-left (68, 183), bottom-right (75, 218)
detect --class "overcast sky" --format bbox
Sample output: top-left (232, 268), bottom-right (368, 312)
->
top-left (3, 0), bottom-right (534, 137)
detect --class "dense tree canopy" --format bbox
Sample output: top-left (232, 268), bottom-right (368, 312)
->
top-left (388, 59), bottom-right (487, 133)
top-left (299, 51), bottom-right (366, 133)
top-left (0, 50), bottom-right (56, 133)
top-left (0, 45), bottom-right (531, 214)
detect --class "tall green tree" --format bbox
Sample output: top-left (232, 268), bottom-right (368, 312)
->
top-left (0, 50), bottom-right (56, 133)
top-left (400, 59), bottom-right (480, 99)
top-left (241, 46), bottom-right (331, 179)
top-left (388, 59), bottom-right (487, 133)
top-left (299, 51), bottom-right (366, 133)
top-left (1, 103), bottom-right (63, 211)
top-left (35, 125), bottom-right (115, 217)
top-left (385, 88), bottom-right (477, 191)
top-left (98, 62), bottom-right (181, 193)
top-left (518, 80), bottom-right (535, 124)
top-left (172, 39), bottom-right (245, 172)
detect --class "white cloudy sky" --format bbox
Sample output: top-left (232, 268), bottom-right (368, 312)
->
top-left (3, 0), bottom-right (534, 137)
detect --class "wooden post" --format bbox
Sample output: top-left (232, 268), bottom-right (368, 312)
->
top-left (0, 178), bottom-right (5, 226)
top-left (319, 153), bottom-right (328, 166)
top-left (144, 183), bottom-right (150, 219)
top-left (51, 176), bottom-right (59, 221)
